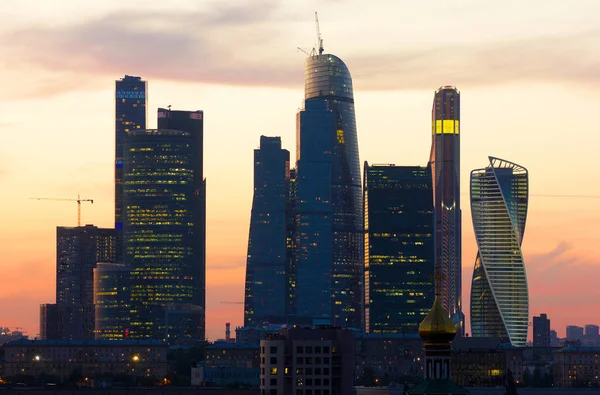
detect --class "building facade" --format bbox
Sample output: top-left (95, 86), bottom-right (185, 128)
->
top-left (533, 313), bottom-right (551, 348)
top-left (553, 345), bottom-right (600, 388)
top-left (363, 163), bottom-right (434, 334)
top-left (124, 123), bottom-right (204, 341)
top-left (56, 225), bottom-right (117, 306)
top-left (295, 52), bottom-right (363, 329)
top-left (40, 304), bottom-right (95, 341)
top-left (115, 75), bottom-right (147, 259)
top-left (566, 326), bottom-right (584, 342)
top-left (1, 339), bottom-right (167, 381)
top-left (260, 327), bottom-right (355, 395)
top-left (244, 136), bottom-right (290, 327)
top-left (428, 86), bottom-right (463, 334)
top-left (93, 262), bottom-right (131, 340)
top-left (470, 157), bottom-right (529, 347)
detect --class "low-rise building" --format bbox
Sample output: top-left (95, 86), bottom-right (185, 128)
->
top-left (1, 339), bottom-right (167, 381)
top-left (354, 333), bottom-right (423, 384)
top-left (553, 345), bottom-right (600, 388)
top-left (195, 343), bottom-right (260, 387)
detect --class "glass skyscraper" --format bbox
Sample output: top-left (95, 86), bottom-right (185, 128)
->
top-left (124, 112), bottom-right (205, 341)
top-left (429, 86), bottom-right (464, 333)
top-left (295, 52), bottom-right (362, 329)
top-left (115, 75), bottom-right (147, 259)
top-left (470, 157), bottom-right (529, 347)
top-left (94, 262), bottom-right (131, 340)
top-left (363, 164), bottom-right (434, 334)
top-left (244, 136), bottom-right (290, 327)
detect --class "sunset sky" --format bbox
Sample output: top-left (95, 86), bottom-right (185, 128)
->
top-left (1, 0), bottom-right (599, 341)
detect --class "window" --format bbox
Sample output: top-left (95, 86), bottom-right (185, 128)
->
top-left (270, 346), bottom-right (278, 354)
top-left (297, 346), bottom-right (303, 354)
top-left (270, 378), bottom-right (277, 385)
top-left (315, 346), bottom-right (321, 353)
top-left (270, 357), bottom-right (277, 364)
top-left (306, 346), bottom-right (313, 353)
top-left (270, 368), bottom-right (278, 375)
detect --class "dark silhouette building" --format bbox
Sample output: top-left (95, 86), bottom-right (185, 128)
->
top-left (244, 136), bottom-right (291, 327)
top-left (115, 75), bottom-right (147, 259)
top-left (566, 325), bottom-right (584, 342)
top-left (429, 86), bottom-right (463, 334)
top-left (41, 225), bottom-right (116, 340)
top-left (124, 113), bottom-right (205, 341)
top-left (94, 262), bottom-right (131, 340)
top-left (363, 163), bottom-right (434, 334)
top-left (533, 313), bottom-right (551, 348)
top-left (56, 225), bottom-right (117, 306)
top-left (295, 50), bottom-right (362, 329)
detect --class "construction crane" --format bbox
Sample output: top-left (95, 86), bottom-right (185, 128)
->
top-left (221, 301), bottom-right (244, 305)
top-left (315, 11), bottom-right (324, 55)
top-left (30, 194), bottom-right (94, 226)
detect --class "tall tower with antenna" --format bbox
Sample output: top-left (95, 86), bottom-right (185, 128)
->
top-left (294, 13), bottom-right (363, 329)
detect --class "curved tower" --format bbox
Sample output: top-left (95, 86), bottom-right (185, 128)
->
top-left (295, 51), bottom-right (363, 328)
top-left (470, 157), bottom-right (529, 347)
top-left (429, 86), bottom-right (463, 333)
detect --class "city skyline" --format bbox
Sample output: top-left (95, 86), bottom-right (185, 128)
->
top-left (1, 1), bottom-right (600, 341)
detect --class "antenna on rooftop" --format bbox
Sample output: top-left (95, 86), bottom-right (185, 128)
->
top-left (315, 12), bottom-right (324, 55)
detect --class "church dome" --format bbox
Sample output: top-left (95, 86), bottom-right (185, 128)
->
top-left (419, 296), bottom-right (457, 344)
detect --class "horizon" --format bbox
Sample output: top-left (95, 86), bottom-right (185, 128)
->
top-left (1, 0), bottom-right (600, 341)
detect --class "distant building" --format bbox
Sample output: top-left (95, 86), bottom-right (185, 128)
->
top-left (566, 326), bottom-right (584, 342)
top-left (124, 118), bottom-right (205, 341)
top-left (56, 225), bottom-right (117, 306)
top-left (93, 262), bottom-right (131, 340)
top-left (363, 163), bottom-right (434, 334)
top-left (235, 326), bottom-right (284, 346)
top-left (584, 325), bottom-right (600, 345)
top-left (550, 330), bottom-right (560, 346)
top-left (40, 304), bottom-right (95, 341)
top-left (533, 313), bottom-right (551, 348)
top-left (260, 327), bottom-right (355, 395)
top-left (470, 157), bottom-right (529, 347)
top-left (244, 136), bottom-right (291, 327)
top-left (1, 338), bottom-right (167, 381)
top-left (115, 75), bottom-right (147, 259)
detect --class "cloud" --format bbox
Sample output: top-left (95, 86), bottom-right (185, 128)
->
top-left (0, 3), bottom-right (598, 99)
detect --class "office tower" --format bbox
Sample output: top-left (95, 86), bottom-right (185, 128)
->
top-left (124, 114), bottom-right (205, 341)
top-left (286, 168), bottom-right (298, 319)
top-left (295, 50), bottom-right (362, 328)
top-left (470, 157), bottom-right (529, 347)
top-left (363, 163), bottom-right (434, 334)
top-left (41, 225), bottom-right (116, 340)
top-left (428, 86), bottom-right (463, 333)
top-left (40, 304), bottom-right (95, 340)
top-left (115, 75), bottom-right (147, 258)
top-left (566, 325), bottom-right (584, 341)
top-left (584, 325), bottom-right (600, 344)
top-left (56, 225), bottom-right (117, 306)
top-left (244, 136), bottom-right (290, 327)
top-left (533, 313), bottom-right (551, 348)
top-left (94, 262), bottom-right (131, 340)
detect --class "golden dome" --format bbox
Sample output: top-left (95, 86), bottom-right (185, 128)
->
top-left (419, 296), bottom-right (457, 344)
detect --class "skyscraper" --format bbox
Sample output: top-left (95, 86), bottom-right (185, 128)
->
top-left (295, 50), bottom-right (363, 329)
top-left (363, 163), bottom-right (435, 334)
top-left (533, 313), bottom-right (551, 348)
top-left (244, 136), bottom-right (290, 327)
top-left (429, 86), bottom-right (463, 333)
top-left (56, 225), bottom-right (117, 306)
top-left (470, 157), bottom-right (529, 347)
top-left (124, 114), bottom-right (205, 341)
top-left (94, 262), bottom-right (131, 340)
top-left (115, 75), bottom-right (147, 259)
